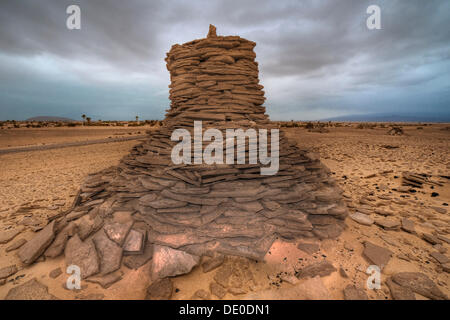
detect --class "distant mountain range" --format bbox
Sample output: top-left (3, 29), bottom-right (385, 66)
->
top-left (320, 112), bottom-right (450, 123)
top-left (25, 116), bottom-right (76, 122)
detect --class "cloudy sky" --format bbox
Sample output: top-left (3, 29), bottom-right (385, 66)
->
top-left (0, 0), bottom-right (449, 121)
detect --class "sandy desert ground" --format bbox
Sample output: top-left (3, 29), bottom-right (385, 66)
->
top-left (0, 123), bottom-right (449, 300)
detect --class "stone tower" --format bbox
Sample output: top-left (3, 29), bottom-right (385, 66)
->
top-left (18, 25), bottom-right (348, 278)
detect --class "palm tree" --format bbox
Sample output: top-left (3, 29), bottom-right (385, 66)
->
top-left (135, 116), bottom-right (139, 125)
top-left (82, 114), bottom-right (86, 126)
top-left (86, 117), bottom-right (91, 126)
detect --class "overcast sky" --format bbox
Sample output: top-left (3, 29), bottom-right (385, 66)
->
top-left (0, 0), bottom-right (449, 121)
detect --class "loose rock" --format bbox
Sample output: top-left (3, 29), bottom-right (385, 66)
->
top-left (297, 260), bottom-right (336, 279)
top-left (65, 234), bottom-right (99, 279)
top-left (49, 267), bottom-right (62, 279)
top-left (18, 221), bottom-right (56, 264)
top-left (297, 242), bottom-right (320, 255)
top-left (349, 212), bottom-right (374, 226)
top-left (210, 282), bottom-right (227, 299)
top-left (146, 278), bottom-right (173, 300)
top-left (0, 265), bottom-right (18, 279)
top-left (5, 278), bottom-right (58, 300)
top-left (343, 285), bottom-right (368, 300)
top-left (151, 245), bottom-right (200, 279)
top-left (93, 230), bottom-right (123, 275)
top-left (362, 241), bottom-right (393, 270)
top-left (202, 254), bottom-right (225, 273)
top-left (391, 272), bottom-right (447, 300)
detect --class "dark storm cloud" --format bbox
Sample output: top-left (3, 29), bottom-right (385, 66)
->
top-left (0, 0), bottom-right (177, 72)
top-left (0, 0), bottom-right (449, 120)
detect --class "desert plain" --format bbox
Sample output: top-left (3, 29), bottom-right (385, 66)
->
top-left (0, 122), bottom-right (449, 300)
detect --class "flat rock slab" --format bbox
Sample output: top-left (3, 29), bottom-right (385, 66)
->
top-left (75, 293), bottom-right (105, 300)
top-left (202, 254), bottom-right (225, 273)
top-left (386, 277), bottom-right (416, 300)
top-left (437, 234), bottom-right (450, 244)
top-left (123, 229), bottom-right (144, 255)
top-left (297, 242), bottom-right (320, 255)
top-left (210, 282), bottom-right (227, 299)
top-left (146, 278), bottom-right (173, 300)
top-left (104, 221), bottom-right (133, 246)
top-left (5, 278), bottom-right (58, 300)
top-left (0, 265), bottom-right (18, 279)
top-left (86, 270), bottom-right (123, 289)
top-left (374, 208), bottom-right (394, 216)
top-left (19, 216), bottom-right (42, 227)
top-left (213, 264), bottom-right (234, 288)
top-left (77, 215), bottom-right (103, 240)
top-left (228, 287), bottom-right (247, 296)
top-left (192, 289), bottom-right (211, 300)
top-left (297, 260), bottom-right (336, 279)
top-left (349, 212), bottom-right (374, 226)
top-left (442, 263), bottom-right (450, 273)
top-left (6, 238), bottom-right (27, 252)
top-left (49, 267), bottom-right (62, 279)
top-left (391, 272), bottom-right (447, 300)
top-left (0, 228), bottom-right (22, 244)
top-left (362, 241), bottom-right (393, 270)
top-left (65, 234), bottom-right (99, 279)
top-left (343, 285), bottom-right (368, 300)
top-left (401, 218), bottom-right (415, 234)
top-left (422, 233), bottom-right (442, 245)
top-left (66, 210), bottom-right (88, 221)
top-left (93, 230), bottom-right (123, 275)
top-left (18, 221), bottom-right (56, 264)
top-left (123, 241), bottom-right (153, 270)
top-left (243, 276), bottom-right (331, 300)
top-left (45, 222), bottom-right (77, 258)
top-left (430, 252), bottom-right (449, 265)
top-left (151, 245), bottom-right (200, 279)
top-left (375, 218), bottom-right (400, 230)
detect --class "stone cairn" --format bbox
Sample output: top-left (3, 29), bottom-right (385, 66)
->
top-left (17, 25), bottom-right (348, 281)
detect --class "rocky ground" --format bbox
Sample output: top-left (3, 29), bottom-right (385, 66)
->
top-left (0, 124), bottom-right (449, 300)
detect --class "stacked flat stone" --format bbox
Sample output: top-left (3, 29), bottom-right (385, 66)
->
top-left (18, 26), bottom-right (348, 279)
top-left (164, 24), bottom-right (267, 126)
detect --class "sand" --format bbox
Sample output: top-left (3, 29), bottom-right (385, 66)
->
top-left (0, 123), bottom-right (448, 300)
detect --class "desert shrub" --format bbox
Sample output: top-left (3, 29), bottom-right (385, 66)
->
top-left (356, 123), bottom-right (376, 129)
top-left (387, 126), bottom-right (404, 135)
top-left (309, 127), bottom-right (329, 133)
top-left (128, 122), bottom-right (145, 127)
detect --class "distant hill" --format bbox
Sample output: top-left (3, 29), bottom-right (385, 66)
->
top-left (25, 116), bottom-right (76, 122)
top-left (320, 112), bottom-right (450, 123)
